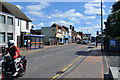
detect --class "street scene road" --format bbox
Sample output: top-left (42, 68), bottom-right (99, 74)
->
top-left (12, 43), bottom-right (105, 80)
top-left (20, 44), bottom-right (92, 78)
top-left (0, 0), bottom-right (120, 80)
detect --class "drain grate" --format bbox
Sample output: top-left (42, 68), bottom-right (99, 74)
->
top-left (56, 70), bottom-right (64, 74)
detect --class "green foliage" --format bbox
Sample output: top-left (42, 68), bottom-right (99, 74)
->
top-left (112, 1), bottom-right (120, 12)
top-left (104, 1), bottom-right (120, 38)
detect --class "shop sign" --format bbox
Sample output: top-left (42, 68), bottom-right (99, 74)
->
top-left (27, 32), bottom-right (30, 34)
top-left (56, 34), bottom-right (63, 38)
top-left (109, 39), bottom-right (118, 50)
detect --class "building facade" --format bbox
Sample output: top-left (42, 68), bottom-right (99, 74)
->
top-left (51, 23), bottom-right (64, 44)
top-left (41, 27), bottom-right (56, 45)
top-left (68, 25), bottom-right (72, 43)
top-left (0, 1), bottom-right (32, 48)
top-left (62, 26), bottom-right (69, 44)
top-left (41, 23), bottom-right (64, 45)
top-left (0, 12), bottom-right (15, 47)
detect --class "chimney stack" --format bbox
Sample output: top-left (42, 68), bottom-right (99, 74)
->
top-left (72, 27), bottom-right (74, 31)
top-left (70, 25), bottom-right (72, 29)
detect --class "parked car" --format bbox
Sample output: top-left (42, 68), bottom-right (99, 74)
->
top-left (81, 40), bottom-right (90, 44)
top-left (97, 40), bottom-right (101, 43)
top-left (76, 39), bottom-right (81, 44)
top-left (91, 37), bottom-right (96, 42)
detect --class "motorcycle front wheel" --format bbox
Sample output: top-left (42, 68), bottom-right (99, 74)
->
top-left (17, 64), bottom-right (26, 77)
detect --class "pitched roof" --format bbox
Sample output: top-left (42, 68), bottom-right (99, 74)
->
top-left (51, 23), bottom-right (62, 28)
top-left (62, 26), bottom-right (69, 32)
top-left (0, 1), bottom-right (32, 22)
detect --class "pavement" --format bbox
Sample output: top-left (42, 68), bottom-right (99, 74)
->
top-left (56, 46), bottom-right (105, 80)
top-left (19, 43), bottom-right (76, 55)
top-left (104, 51), bottom-right (120, 80)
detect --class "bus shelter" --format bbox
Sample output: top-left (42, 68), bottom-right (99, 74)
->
top-left (24, 34), bottom-right (44, 49)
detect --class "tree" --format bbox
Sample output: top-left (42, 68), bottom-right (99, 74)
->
top-left (104, 1), bottom-right (120, 38)
top-left (112, 1), bottom-right (120, 12)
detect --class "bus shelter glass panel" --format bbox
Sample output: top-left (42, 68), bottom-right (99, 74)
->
top-left (31, 37), bottom-right (36, 49)
top-left (36, 37), bottom-right (39, 48)
top-left (24, 36), bottom-right (30, 49)
top-left (40, 38), bottom-right (44, 47)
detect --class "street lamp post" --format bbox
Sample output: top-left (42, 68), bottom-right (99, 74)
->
top-left (101, 0), bottom-right (103, 51)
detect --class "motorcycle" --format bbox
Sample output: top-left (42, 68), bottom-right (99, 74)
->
top-left (1, 56), bottom-right (27, 79)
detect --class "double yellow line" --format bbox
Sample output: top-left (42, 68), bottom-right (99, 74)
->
top-left (51, 48), bottom-right (92, 80)
top-left (51, 56), bottom-right (83, 80)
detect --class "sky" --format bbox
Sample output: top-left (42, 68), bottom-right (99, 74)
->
top-left (9, 0), bottom-right (115, 36)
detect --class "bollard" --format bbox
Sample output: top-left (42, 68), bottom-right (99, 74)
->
top-left (2, 46), bottom-right (5, 53)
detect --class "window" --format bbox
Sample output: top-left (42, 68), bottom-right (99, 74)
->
top-left (66, 32), bottom-right (68, 35)
top-left (63, 31), bottom-right (65, 35)
top-left (60, 38), bottom-right (62, 42)
top-left (7, 17), bottom-right (13, 25)
top-left (18, 19), bottom-right (20, 26)
top-left (0, 32), bottom-right (5, 42)
top-left (26, 22), bottom-right (29, 29)
top-left (0, 15), bottom-right (5, 24)
top-left (31, 25), bottom-right (34, 28)
top-left (58, 29), bottom-right (61, 33)
top-left (7, 33), bottom-right (13, 41)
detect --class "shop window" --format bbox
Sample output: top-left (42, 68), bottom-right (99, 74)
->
top-left (0, 32), bottom-right (5, 42)
top-left (7, 17), bottom-right (13, 25)
top-left (7, 33), bottom-right (13, 41)
top-left (0, 15), bottom-right (5, 24)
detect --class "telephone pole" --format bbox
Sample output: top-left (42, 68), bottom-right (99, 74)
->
top-left (101, 0), bottom-right (103, 51)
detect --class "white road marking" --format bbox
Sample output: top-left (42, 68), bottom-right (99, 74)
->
top-left (34, 57), bottom-right (40, 60)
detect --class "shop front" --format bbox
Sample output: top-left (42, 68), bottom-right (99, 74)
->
top-left (63, 35), bottom-right (69, 44)
top-left (56, 34), bottom-right (63, 44)
top-left (49, 37), bottom-right (56, 45)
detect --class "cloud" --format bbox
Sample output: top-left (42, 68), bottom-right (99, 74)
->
top-left (51, 9), bottom-right (83, 21)
top-left (26, 2), bottom-right (49, 17)
top-left (103, 19), bottom-right (107, 23)
top-left (49, 21), bottom-right (74, 27)
top-left (36, 23), bottom-right (44, 27)
top-left (31, 18), bottom-right (36, 21)
top-left (6, 0), bottom-right (116, 2)
top-left (26, 1), bottom-right (49, 11)
top-left (51, 9), bottom-right (96, 22)
top-left (85, 22), bottom-right (91, 25)
top-left (84, 2), bottom-right (106, 15)
top-left (28, 11), bottom-right (44, 17)
top-left (86, 16), bottom-right (96, 19)
top-left (93, 26), bottom-right (100, 28)
top-left (16, 5), bottom-right (23, 10)
top-left (75, 25), bottom-right (101, 36)
top-left (56, 10), bottom-right (59, 12)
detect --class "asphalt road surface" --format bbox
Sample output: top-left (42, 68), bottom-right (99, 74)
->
top-left (7, 43), bottom-right (95, 80)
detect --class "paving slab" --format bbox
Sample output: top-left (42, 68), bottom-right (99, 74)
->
top-left (65, 46), bottom-right (104, 79)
